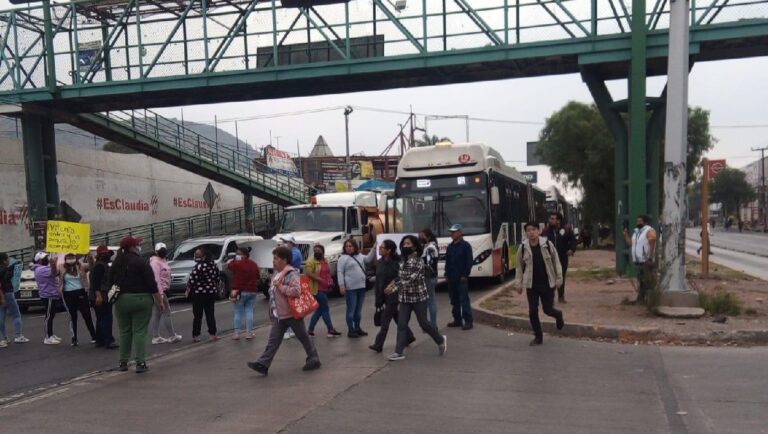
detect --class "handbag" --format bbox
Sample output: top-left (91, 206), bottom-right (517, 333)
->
top-left (107, 284), bottom-right (121, 304)
top-left (373, 305), bottom-right (383, 327)
top-left (287, 274), bottom-right (320, 319)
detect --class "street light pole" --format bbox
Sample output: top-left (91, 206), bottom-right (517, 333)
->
top-left (344, 105), bottom-right (354, 190)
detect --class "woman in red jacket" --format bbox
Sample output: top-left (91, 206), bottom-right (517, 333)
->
top-left (228, 247), bottom-right (260, 340)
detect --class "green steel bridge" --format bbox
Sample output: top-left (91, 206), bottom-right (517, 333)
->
top-left (0, 0), bottom-right (767, 271)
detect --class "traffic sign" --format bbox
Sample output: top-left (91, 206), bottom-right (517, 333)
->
top-left (203, 182), bottom-right (216, 211)
top-left (520, 171), bottom-right (538, 183)
top-left (708, 159), bottom-right (726, 179)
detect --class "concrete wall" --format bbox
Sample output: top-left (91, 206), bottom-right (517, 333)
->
top-left (0, 135), bottom-right (260, 251)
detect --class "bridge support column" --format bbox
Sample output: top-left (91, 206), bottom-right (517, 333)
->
top-left (243, 194), bottom-right (254, 234)
top-left (22, 112), bottom-right (60, 240)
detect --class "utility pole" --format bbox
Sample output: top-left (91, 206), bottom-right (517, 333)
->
top-left (344, 106), bottom-right (354, 190)
top-left (752, 146), bottom-right (768, 231)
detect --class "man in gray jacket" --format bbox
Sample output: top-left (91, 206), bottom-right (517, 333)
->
top-left (514, 222), bottom-right (565, 346)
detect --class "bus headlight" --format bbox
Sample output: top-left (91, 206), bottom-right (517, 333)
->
top-left (473, 249), bottom-right (492, 265)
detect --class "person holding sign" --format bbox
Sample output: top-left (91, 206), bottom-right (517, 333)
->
top-left (32, 252), bottom-right (64, 345)
top-left (110, 236), bottom-right (165, 373)
top-left (59, 253), bottom-right (97, 346)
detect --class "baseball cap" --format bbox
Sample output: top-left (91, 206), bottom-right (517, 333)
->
top-left (96, 245), bottom-right (112, 256)
top-left (280, 234), bottom-right (296, 244)
top-left (120, 236), bottom-right (143, 250)
top-left (34, 251), bottom-right (50, 262)
top-left (448, 224), bottom-right (463, 232)
top-left (154, 242), bottom-right (167, 251)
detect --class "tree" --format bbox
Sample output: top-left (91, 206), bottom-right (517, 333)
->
top-left (535, 101), bottom-right (716, 226)
top-left (415, 133), bottom-right (451, 147)
top-left (710, 167), bottom-right (756, 221)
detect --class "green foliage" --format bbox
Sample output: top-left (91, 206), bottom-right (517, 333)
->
top-left (415, 133), bottom-right (451, 147)
top-left (710, 167), bottom-right (757, 217)
top-left (699, 290), bottom-right (742, 316)
top-left (536, 102), bottom-right (716, 226)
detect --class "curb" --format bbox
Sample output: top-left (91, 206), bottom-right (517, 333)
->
top-left (473, 283), bottom-right (768, 346)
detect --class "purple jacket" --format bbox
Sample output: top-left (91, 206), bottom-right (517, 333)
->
top-left (32, 264), bottom-right (60, 299)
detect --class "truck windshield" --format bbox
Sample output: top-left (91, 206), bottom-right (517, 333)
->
top-left (172, 241), bottom-right (224, 261)
top-left (280, 208), bottom-right (345, 232)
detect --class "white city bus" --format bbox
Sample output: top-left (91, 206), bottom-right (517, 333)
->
top-left (393, 142), bottom-right (546, 281)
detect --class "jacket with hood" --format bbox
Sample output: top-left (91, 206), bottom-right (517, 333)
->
top-left (149, 256), bottom-right (172, 294)
top-left (514, 238), bottom-right (563, 290)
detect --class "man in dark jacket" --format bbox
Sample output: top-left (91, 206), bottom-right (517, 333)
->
top-left (444, 224), bottom-right (474, 330)
top-left (89, 245), bottom-right (117, 349)
top-left (543, 213), bottom-right (576, 303)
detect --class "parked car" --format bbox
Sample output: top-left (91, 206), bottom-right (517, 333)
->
top-left (167, 234), bottom-right (263, 299)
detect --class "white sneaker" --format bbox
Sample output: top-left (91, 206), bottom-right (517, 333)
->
top-left (0, 339), bottom-right (8, 348)
top-left (168, 334), bottom-right (182, 343)
top-left (14, 336), bottom-right (30, 344)
top-left (387, 353), bottom-right (405, 361)
top-left (151, 337), bottom-right (168, 345)
top-left (439, 335), bottom-right (447, 356)
top-left (51, 335), bottom-right (62, 343)
top-left (44, 337), bottom-right (60, 345)
top-left (283, 331), bottom-right (294, 340)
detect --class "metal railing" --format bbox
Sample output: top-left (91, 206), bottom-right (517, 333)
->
top-left (3, 202), bottom-right (283, 264)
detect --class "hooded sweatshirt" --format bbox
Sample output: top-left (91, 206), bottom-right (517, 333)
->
top-left (32, 263), bottom-right (60, 299)
top-left (149, 256), bottom-right (171, 294)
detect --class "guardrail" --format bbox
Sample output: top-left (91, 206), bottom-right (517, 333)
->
top-left (3, 202), bottom-right (283, 264)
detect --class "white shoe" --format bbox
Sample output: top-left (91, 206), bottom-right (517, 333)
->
top-left (151, 337), bottom-right (168, 345)
top-left (387, 353), bottom-right (405, 361)
top-left (14, 336), bottom-right (30, 344)
top-left (283, 331), bottom-right (294, 340)
top-left (44, 337), bottom-right (60, 345)
top-left (168, 334), bottom-right (182, 343)
top-left (438, 335), bottom-right (447, 356)
top-left (51, 335), bottom-right (62, 343)
top-left (0, 339), bottom-right (8, 348)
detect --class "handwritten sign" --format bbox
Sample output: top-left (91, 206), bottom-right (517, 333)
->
top-left (45, 221), bottom-right (91, 254)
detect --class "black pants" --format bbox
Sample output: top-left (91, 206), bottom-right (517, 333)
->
top-left (63, 289), bottom-right (97, 343)
top-left (526, 285), bottom-right (563, 340)
top-left (373, 301), bottom-right (414, 349)
top-left (92, 295), bottom-right (115, 345)
top-left (558, 257), bottom-right (569, 300)
top-left (43, 297), bottom-right (62, 338)
top-left (395, 301), bottom-right (443, 355)
top-left (192, 293), bottom-right (217, 337)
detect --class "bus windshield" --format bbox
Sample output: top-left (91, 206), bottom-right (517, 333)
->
top-left (280, 208), bottom-right (345, 233)
top-left (396, 174), bottom-right (489, 237)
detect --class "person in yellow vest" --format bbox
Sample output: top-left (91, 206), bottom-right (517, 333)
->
top-left (622, 215), bottom-right (657, 305)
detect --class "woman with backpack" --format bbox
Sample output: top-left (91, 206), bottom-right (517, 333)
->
top-left (305, 244), bottom-right (342, 338)
top-left (337, 238), bottom-right (374, 338)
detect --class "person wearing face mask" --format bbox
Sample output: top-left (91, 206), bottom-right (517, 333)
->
top-left (150, 243), bottom-right (182, 344)
top-left (89, 245), bottom-right (118, 349)
top-left (59, 252), bottom-right (97, 346)
top-left (32, 252), bottom-right (62, 344)
top-left (186, 248), bottom-right (219, 342)
top-left (227, 247), bottom-right (261, 340)
top-left (305, 244), bottom-right (342, 338)
top-left (622, 215), bottom-right (658, 305)
top-left (543, 213), bottom-right (577, 304)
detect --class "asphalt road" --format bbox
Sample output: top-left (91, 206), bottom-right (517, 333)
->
top-left (685, 233), bottom-right (768, 281)
top-left (686, 227), bottom-right (768, 258)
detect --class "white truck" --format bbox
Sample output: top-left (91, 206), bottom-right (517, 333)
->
top-left (272, 191), bottom-right (386, 285)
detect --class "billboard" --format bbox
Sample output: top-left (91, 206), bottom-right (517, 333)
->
top-left (265, 147), bottom-right (299, 176)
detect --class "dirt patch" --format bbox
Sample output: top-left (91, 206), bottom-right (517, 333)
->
top-left (481, 249), bottom-right (768, 345)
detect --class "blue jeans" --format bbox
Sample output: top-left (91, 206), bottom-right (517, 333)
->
top-left (344, 288), bottom-right (366, 331)
top-left (426, 277), bottom-right (438, 328)
top-left (448, 280), bottom-right (473, 325)
top-left (0, 291), bottom-right (23, 339)
top-left (233, 291), bottom-right (257, 333)
top-left (308, 291), bottom-right (334, 332)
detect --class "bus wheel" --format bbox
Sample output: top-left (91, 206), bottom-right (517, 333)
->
top-left (497, 247), bottom-right (509, 284)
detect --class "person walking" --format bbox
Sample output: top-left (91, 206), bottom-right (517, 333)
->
top-left (228, 247), bottom-right (261, 340)
top-left (110, 236), bottom-right (165, 373)
top-left (622, 215), bottom-right (657, 305)
top-left (247, 246), bottom-right (321, 376)
top-left (89, 245), bottom-right (117, 349)
top-left (186, 248), bottom-right (219, 342)
top-left (59, 253), bottom-right (97, 346)
top-left (337, 238), bottom-right (373, 338)
top-left (149, 243), bottom-right (182, 344)
top-left (0, 254), bottom-right (30, 347)
top-left (514, 222), bottom-right (565, 346)
top-left (32, 252), bottom-right (63, 345)
top-left (543, 212), bottom-right (576, 304)
top-left (419, 229), bottom-right (439, 328)
top-left (444, 224), bottom-right (474, 330)
top-left (386, 235), bottom-right (446, 361)
top-left (279, 234), bottom-right (302, 339)
top-left (368, 239), bottom-right (414, 353)
top-left (305, 244), bottom-right (342, 338)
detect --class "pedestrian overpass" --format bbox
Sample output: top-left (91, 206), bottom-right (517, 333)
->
top-left (1, 0), bottom-right (767, 271)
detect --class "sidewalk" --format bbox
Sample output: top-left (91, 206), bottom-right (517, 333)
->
top-left (475, 249), bottom-right (768, 346)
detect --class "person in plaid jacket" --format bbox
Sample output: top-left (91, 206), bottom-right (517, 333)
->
top-left (384, 235), bottom-right (446, 362)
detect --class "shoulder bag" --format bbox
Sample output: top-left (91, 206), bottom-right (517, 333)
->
top-left (287, 272), bottom-right (319, 319)
top-left (108, 261), bottom-right (128, 304)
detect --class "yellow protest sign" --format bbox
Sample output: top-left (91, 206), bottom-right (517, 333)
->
top-left (359, 161), bottom-right (375, 179)
top-left (45, 221), bottom-right (91, 254)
